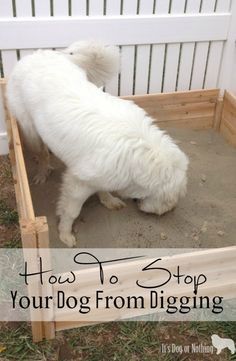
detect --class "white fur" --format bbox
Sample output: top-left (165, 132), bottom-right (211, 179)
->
top-left (211, 334), bottom-right (235, 355)
top-left (7, 44), bottom-right (188, 247)
top-left (62, 40), bottom-right (120, 87)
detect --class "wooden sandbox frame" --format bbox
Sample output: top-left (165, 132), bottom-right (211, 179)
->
top-left (0, 78), bottom-right (236, 342)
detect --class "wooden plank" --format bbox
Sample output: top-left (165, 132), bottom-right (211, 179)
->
top-left (224, 90), bottom-right (236, 108)
top-left (152, 103), bottom-right (215, 121)
top-left (122, 89), bottom-right (218, 129)
top-left (21, 220), bottom-right (44, 342)
top-left (36, 217), bottom-right (55, 340)
top-left (10, 115), bottom-right (35, 220)
top-left (123, 89), bottom-right (219, 106)
top-left (157, 116), bottom-right (214, 129)
top-left (214, 97), bottom-right (224, 130)
top-left (220, 91), bottom-right (236, 146)
top-left (220, 121), bottom-right (236, 146)
top-left (56, 321), bottom-right (97, 332)
top-left (53, 246), bottom-right (236, 325)
top-left (0, 14), bottom-right (231, 50)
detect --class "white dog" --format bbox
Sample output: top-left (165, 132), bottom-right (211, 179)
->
top-left (7, 41), bottom-right (188, 247)
top-left (211, 334), bottom-right (235, 355)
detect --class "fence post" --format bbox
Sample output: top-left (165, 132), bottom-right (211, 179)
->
top-left (0, 79), bottom-right (8, 154)
top-left (218, 1), bottom-right (236, 95)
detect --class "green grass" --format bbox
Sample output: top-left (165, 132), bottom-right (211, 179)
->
top-left (0, 321), bottom-right (235, 360)
top-left (0, 323), bottom-right (57, 361)
top-left (0, 200), bottom-right (18, 226)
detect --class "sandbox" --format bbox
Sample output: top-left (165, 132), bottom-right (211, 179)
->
top-left (26, 127), bottom-right (236, 249)
top-left (1, 80), bottom-right (236, 341)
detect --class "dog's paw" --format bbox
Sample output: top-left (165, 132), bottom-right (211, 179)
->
top-left (33, 166), bottom-right (53, 184)
top-left (59, 232), bottom-right (77, 248)
top-left (33, 173), bottom-right (48, 184)
top-left (101, 196), bottom-right (127, 210)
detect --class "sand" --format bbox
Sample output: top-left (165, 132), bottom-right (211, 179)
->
top-left (25, 128), bottom-right (236, 248)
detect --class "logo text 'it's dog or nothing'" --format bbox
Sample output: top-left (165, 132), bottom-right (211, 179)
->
top-left (161, 334), bottom-right (235, 356)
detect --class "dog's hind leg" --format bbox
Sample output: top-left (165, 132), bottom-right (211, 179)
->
top-left (98, 192), bottom-right (126, 210)
top-left (33, 143), bottom-right (53, 184)
top-left (57, 170), bottom-right (95, 247)
top-left (18, 122), bottom-right (52, 184)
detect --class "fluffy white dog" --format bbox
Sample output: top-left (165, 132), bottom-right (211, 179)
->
top-left (7, 41), bottom-right (188, 247)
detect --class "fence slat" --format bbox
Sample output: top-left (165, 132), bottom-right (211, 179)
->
top-left (177, 43), bottom-right (194, 91)
top-left (71, 0), bottom-right (87, 16)
top-left (15, 0), bottom-right (32, 16)
top-left (53, 0), bottom-right (69, 16)
top-left (177, 0), bottom-right (201, 91)
top-left (134, 45), bottom-right (151, 94)
top-left (105, 1), bottom-right (121, 95)
top-left (200, 0), bottom-right (217, 13)
top-left (190, 42), bottom-right (209, 89)
top-left (134, 0), bottom-right (153, 95)
top-left (190, 0), bottom-right (216, 90)
top-left (204, 41), bottom-right (223, 88)
top-left (119, 0), bottom-right (137, 96)
top-left (0, 81), bottom-right (8, 154)
top-left (149, 45), bottom-right (165, 93)
top-left (149, 1), bottom-right (169, 93)
top-left (218, 0), bottom-right (236, 93)
top-left (0, 0), bottom-right (13, 16)
top-left (203, 0), bottom-right (231, 89)
top-left (215, 0), bottom-right (231, 12)
top-left (185, 0), bottom-right (201, 13)
top-left (34, 0), bottom-right (51, 16)
top-left (0, 0), bottom-right (17, 77)
top-left (163, 44), bottom-right (179, 92)
top-left (89, 0), bottom-right (104, 15)
top-left (163, 0), bottom-right (185, 92)
top-left (155, 0), bottom-right (170, 13)
top-left (15, 1), bottom-right (34, 58)
top-left (105, 1), bottom-right (120, 15)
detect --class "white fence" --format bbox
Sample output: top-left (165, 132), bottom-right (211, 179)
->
top-left (0, 0), bottom-right (236, 154)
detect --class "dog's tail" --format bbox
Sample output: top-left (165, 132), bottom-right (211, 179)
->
top-left (63, 40), bottom-right (120, 87)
